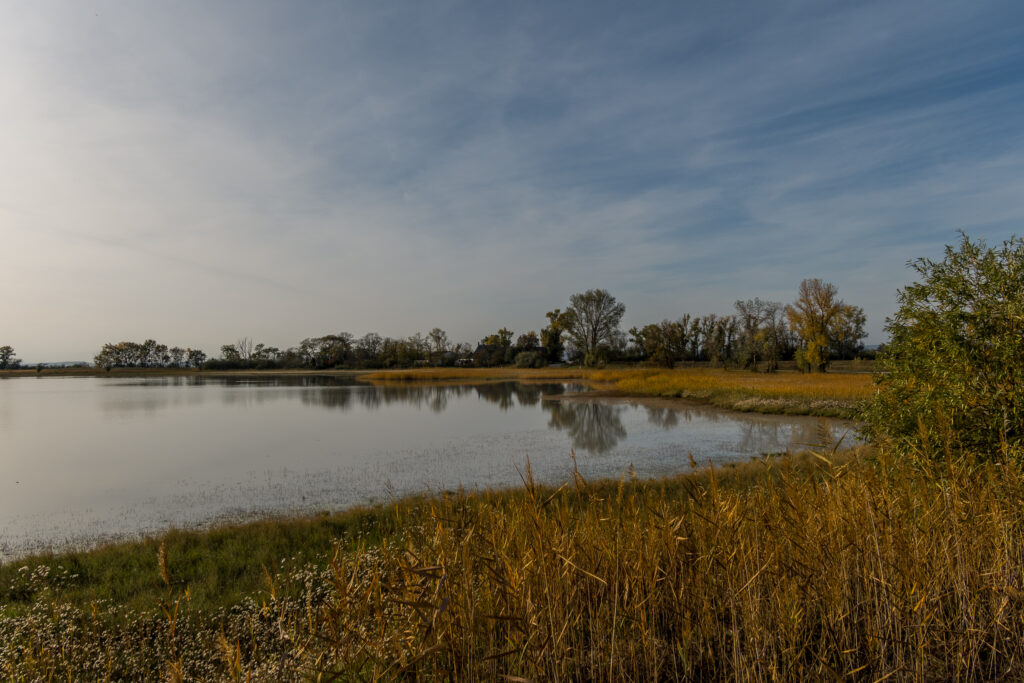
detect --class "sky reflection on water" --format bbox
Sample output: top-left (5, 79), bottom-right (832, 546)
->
top-left (0, 376), bottom-right (854, 558)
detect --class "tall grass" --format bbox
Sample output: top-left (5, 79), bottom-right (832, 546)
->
top-left (5, 447), bottom-right (1024, 680)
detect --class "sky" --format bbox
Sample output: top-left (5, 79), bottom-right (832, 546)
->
top-left (3, 1), bottom-right (1024, 362)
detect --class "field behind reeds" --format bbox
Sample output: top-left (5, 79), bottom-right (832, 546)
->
top-left (5, 446), bottom-right (1024, 681)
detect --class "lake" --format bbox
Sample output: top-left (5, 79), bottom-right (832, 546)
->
top-left (0, 375), bottom-right (856, 559)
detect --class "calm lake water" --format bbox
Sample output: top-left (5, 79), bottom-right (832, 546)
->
top-left (0, 376), bottom-right (855, 559)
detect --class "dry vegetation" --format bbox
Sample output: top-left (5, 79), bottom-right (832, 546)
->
top-left (360, 366), bottom-right (873, 417)
top-left (6, 445), bottom-right (1024, 680)
top-left (595, 367), bottom-right (873, 417)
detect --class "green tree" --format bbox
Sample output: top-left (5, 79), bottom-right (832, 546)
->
top-left (734, 299), bottom-right (789, 372)
top-left (564, 289), bottom-right (625, 366)
top-left (185, 348), bottom-right (207, 369)
top-left (629, 322), bottom-right (675, 367)
top-left (169, 346), bottom-right (186, 368)
top-left (541, 309), bottom-right (570, 363)
top-left (482, 328), bottom-right (514, 348)
top-left (0, 345), bottom-right (20, 369)
top-left (863, 234), bottom-right (1024, 461)
top-left (220, 344), bottom-right (241, 361)
top-left (515, 331), bottom-right (540, 351)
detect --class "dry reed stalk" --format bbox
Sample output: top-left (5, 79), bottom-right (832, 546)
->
top-left (7, 448), bottom-right (1024, 680)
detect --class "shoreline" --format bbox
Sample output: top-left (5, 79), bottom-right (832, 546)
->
top-left (2, 365), bottom-right (868, 418)
top-left (0, 372), bottom-right (860, 568)
top-left (0, 447), bottom-right (865, 608)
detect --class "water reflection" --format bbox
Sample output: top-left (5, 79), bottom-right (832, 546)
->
top-left (99, 378), bottom-right (575, 416)
top-left (642, 401), bottom-right (844, 454)
top-left (645, 406), bottom-right (679, 429)
top-left (4, 376), bottom-right (860, 558)
top-left (96, 377), bottom-right (850, 456)
top-left (544, 400), bottom-right (628, 454)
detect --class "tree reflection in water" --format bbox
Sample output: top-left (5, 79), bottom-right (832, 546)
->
top-left (643, 402), bottom-right (846, 454)
top-left (645, 406), bottom-right (679, 429)
top-left (543, 400), bottom-right (627, 454)
top-left (250, 380), bottom-right (572, 415)
top-left (105, 376), bottom-right (852, 455)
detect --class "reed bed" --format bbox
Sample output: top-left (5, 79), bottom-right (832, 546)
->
top-left (5, 447), bottom-right (1024, 680)
top-left (598, 368), bottom-right (873, 416)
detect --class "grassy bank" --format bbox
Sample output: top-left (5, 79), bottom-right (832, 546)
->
top-left (362, 366), bottom-right (873, 417)
top-left (6, 445), bottom-right (1024, 680)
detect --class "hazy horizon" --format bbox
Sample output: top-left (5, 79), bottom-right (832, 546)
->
top-left (4, 2), bottom-right (1024, 362)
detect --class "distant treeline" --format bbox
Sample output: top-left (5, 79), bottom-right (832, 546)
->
top-left (82, 280), bottom-right (868, 373)
top-left (93, 341), bottom-right (207, 370)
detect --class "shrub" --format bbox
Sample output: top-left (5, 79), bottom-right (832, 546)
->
top-left (583, 347), bottom-right (609, 368)
top-left (863, 234), bottom-right (1024, 461)
top-left (514, 351), bottom-right (546, 368)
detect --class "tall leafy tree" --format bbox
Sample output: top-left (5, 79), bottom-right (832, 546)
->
top-left (734, 299), bottom-right (789, 371)
top-left (864, 234), bottom-right (1024, 461)
top-left (786, 279), bottom-right (866, 372)
top-left (564, 289), bottom-right (625, 366)
top-left (0, 345), bottom-right (20, 369)
top-left (541, 309), bottom-right (570, 363)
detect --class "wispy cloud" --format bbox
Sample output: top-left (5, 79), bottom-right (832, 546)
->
top-left (2, 0), bottom-right (1024, 359)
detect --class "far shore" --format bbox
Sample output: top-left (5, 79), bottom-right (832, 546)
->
top-left (0, 363), bottom-right (870, 418)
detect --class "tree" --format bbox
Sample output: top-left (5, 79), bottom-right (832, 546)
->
top-left (541, 309), bottom-right (570, 363)
top-left (236, 337), bottom-right (255, 360)
top-left (0, 345), bottom-right (20, 369)
top-left (734, 299), bottom-right (788, 371)
top-left (220, 344), bottom-right (241, 361)
top-left (295, 334), bottom-right (353, 368)
top-left (863, 234), bottom-right (1024, 461)
top-left (830, 304), bottom-right (867, 359)
top-left (355, 333), bottom-right (384, 365)
top-left (697, 314), bottom-right (736, 367)
top-left (758, 303), bottom-right (792, 373)
top-left (629, 322), bottom-right (676, 367)
top-left (564, 289), bottom-right (625, 366)
top-left (515, 331), bottom-right (539, 351)
top-left (185, 348), bottom-right (207, 369)
top-left (427, 328), bottom-right (450, 356)
top-left (786, 279), bottom-right (866, 372)
top-left (139, 339), bottom-right (168, 367)
top-left (481, 328), bottom-right (514, 348)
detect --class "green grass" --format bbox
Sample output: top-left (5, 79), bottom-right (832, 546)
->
top-left (0, 506), bottom-right (406, 615)
top-left (1, 454), bottom-right (797, 617)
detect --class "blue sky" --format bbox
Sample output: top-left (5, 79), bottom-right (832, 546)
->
top-left (3, 1), bottom-right (1024, 361)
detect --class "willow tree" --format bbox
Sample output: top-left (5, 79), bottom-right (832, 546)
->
top-left (863, 234), bottom-right (1024, 461)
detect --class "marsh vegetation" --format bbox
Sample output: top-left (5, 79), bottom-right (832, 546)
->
top-left (6, 448), bottom-right (1024, 680)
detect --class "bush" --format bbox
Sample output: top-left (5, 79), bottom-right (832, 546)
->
top-left (514, 351), bottom-right (546, 368)
top-left (583, 347), bottom-right (610, 368)
top-left (863, 234), bottom-right (1024, 461)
